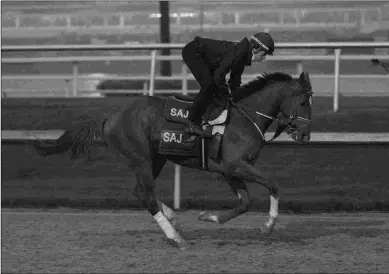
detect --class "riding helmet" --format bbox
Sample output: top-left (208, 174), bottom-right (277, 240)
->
top-left (250, 32), bottom-right (275, 55)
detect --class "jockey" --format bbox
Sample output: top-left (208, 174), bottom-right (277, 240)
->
top-left (182, 32), bottom-right (275, 136)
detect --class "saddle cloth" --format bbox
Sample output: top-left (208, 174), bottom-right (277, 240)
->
top-left (163, 93), bottom-right (229, 126)
top-left (158, 93), bottom-right (230, 161)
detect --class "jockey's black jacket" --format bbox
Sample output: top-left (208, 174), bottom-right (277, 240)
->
top-left (194, 36), bottom-right (253, 91)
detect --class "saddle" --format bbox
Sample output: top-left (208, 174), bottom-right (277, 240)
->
top-left (157, 93), bottom-right (231, 170)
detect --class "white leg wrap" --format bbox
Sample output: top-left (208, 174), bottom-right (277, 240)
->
top-left (209, 214), bottom-right (219, 223)
top-left (160, 203), bottom-right (176, 221)
top-left (269, 195), bottom-right (279, 219)
top-left (153, 211), bottom-right (180, 241)
top-left (265, 218), bottom-right (275, 228)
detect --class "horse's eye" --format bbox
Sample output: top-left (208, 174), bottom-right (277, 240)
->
top-left (300, 96), bottom-right (311, 107)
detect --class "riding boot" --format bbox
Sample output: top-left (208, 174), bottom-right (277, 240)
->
top-left (186, 113), bottom-right (212, 137)
top-left (186, 122), bottom-right (212, 137)
top-left (186, 88), bottom-right (213, 137)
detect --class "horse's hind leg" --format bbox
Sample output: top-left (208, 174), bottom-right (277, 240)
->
top-left (109, 131), bottom-right (189, 250)
top-left (151, 154), bottom-right (182, 233)
top-left (132, 158), bottom-right (190, 250)
top-left (151, 154), bottom-right (173, 219)
top-left (157, 200), bottom-right (183, 235)
top-left (198, 176), bottom-right (251, 224)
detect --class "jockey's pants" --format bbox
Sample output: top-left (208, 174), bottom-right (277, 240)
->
top-left (182, 40), bottom-right (215, 125)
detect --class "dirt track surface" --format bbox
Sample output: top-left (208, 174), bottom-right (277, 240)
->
top-left (2, 209), bottom-right (389, 273)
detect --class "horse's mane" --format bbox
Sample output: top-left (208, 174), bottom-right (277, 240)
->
top-left (233, 72), bottom-right (293, 102)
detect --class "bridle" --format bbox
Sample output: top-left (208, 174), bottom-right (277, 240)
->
top-left (287, 91), bottom-right (313, 125)
top-left (251, 91), bottom-right (313, 141)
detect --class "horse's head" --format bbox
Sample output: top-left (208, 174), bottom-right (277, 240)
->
top-left (233, 71), bottom-right (313, 142)
top-left (278, 71), bottom-right (313, 142)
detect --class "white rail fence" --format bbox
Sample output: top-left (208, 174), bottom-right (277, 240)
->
top-left (2, 3), bottom-right (388, 36)
top-left (2, 42), bottom-right (389, 209)
top-left (2, 42), bottom-right (389, 112)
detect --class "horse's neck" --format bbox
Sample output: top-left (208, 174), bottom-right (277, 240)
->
top-left (239, 84), bottom-right (283, 131)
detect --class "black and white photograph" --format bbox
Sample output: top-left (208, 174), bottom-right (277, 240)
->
top-left (1, 0), bottom-right (389, 272)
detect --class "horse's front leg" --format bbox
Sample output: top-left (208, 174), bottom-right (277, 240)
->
top-left (223, 160), bottom-right (279, 235)
top-left (261, 186), bottom-right (279, 235)
top-left (198, 176), bottom-right (251, 224)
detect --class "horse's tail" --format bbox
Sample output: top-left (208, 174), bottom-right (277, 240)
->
top-left (33, 120), bottom-right (102, 160)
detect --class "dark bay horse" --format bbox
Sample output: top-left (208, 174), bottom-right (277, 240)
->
top-left (34, 72), bottom-right (313, 250)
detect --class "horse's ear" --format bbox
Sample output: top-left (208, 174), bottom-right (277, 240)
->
top-left (299, 71), bottom-right (311, 89)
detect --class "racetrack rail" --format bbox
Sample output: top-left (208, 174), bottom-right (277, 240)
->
top-left (2, 130), bottom-right (389, 145)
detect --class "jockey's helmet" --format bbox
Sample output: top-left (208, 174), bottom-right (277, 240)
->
top-left (250, 32), bottom-right (275, 56)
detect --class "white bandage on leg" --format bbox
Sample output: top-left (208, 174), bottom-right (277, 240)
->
top-left (160, 203), bottom-right (176, 221)
top-left (265, 218), bottom-right (275, 228)
top-left (269, 195), bottom-right (279, 219)
top-left (153, 211), bottom-right (180, 241)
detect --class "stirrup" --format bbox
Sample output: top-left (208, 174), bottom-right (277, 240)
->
top-left (185, 123), bottom-right (212, 138)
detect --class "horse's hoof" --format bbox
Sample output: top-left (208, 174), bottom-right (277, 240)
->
top-left (171, 220), bottom-right (184, 236)
top-left (178, 240), bottom-right (191, 251)
top-left (198, 211), bottom-right (207, 221)
top-left (198, 211), bottom-right (219, 223)
top-left (165, 238), bottom-right (190, 251)
top-left (260, 224), bottom-right (274, 235)
top-left (260, 226), bottom-right (271, 235)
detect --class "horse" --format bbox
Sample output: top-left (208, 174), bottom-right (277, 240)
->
top-left (33, 71), bottom-right (313, 251)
